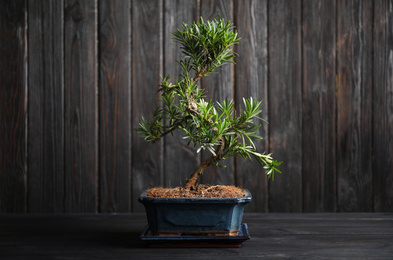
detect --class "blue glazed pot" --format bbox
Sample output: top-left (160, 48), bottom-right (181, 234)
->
top-left (138, 189), bottom-right (252, 236)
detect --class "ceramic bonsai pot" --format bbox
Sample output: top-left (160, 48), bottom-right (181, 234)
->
top-left (138, 189), bottom-right (252, 236)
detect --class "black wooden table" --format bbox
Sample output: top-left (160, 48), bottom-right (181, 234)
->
top-left (1, 213), bottom-right (392, 259)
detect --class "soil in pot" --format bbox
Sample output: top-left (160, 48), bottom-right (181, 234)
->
top-left (146, 185), bottom-right (245, 198)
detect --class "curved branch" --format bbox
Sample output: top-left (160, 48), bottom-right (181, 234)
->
top-left (184, 136), bottom-right (225, 190)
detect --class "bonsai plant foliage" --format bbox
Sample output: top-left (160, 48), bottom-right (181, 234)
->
top-left (136, 15), bottom-right (281, 192)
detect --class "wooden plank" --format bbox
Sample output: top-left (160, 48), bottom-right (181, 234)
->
top-left (99, 0), bottom-right (132, 213)
top-left (27, 0), bottom-right (65, 213)
top-left (163, 1), bottom-right (200, 188)
top-left (301, 0), bottom-right (336, 212)
top-left (199, 0), bottom-right (235, 186)
top-left (0, 0), bottom-right (27, 213)
top-left (268, 0), bottom-right (302, 212)
top-left (131, 0), bottom-right (163, 212)
top-left (243, 213), bottom-right (393, 258)
top-left (373, 0), bottom-right (393, 212)
top-left (1, 213), bottom-right (393, 259)
top-left (336, 0), bottom-right (373, 212)
top-left (64, 0), bottom-right (98, 212)
top-left (233, 0), bottom-right (268, 212)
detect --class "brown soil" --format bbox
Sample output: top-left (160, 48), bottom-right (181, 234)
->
top-left (146, 185), bottom-right (245, 198)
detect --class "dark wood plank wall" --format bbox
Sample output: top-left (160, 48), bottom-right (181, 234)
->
top-left (268, 0), bottom-right (303, 212)
top-left (99, 0), bottom-right (132, 213)
top-left (0, 0), bottom-right (28, 213)
top-left (336, 0), bottom-right (373, 212)
top-left (234, 0), bottom-right (269, 212)
top-left (302, 0), bottom-right (336, 212)
top-left (28, 0), bottom-right (65, 213)
top-left (0, 0), bottom-right (392, 213)
top-left (373, 0), bottom-right (393, 212)
top-left (64, 0), bottom-right (98, 212)
top-left (131, 0), bottom-right (163, 212)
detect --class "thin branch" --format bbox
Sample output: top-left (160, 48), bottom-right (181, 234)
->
top-left (159, 119), bottom-right (185, 138)
top-left (193, 68), bottom-right (205, 82)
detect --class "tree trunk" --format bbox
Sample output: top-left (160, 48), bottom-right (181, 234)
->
top-left (183, 136), bottom-right (225, 190)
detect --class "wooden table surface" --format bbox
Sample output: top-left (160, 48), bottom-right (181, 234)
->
top-left (1, 213), bottom-right (392, 259)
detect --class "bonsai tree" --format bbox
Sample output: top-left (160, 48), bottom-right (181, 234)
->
top-left (137, 16), bottom-right (281, 192)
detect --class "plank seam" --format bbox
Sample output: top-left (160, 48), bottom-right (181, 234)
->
top-left (97, 0), bottom-right (101, 213)
top-left (332, 0), bottom-right (338, 213)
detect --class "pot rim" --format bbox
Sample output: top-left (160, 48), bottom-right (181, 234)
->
top-left (138, 188), bottom-right (252, 204)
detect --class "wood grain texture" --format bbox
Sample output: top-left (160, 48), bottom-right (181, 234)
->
top-left (336, 0), bottom-right (373, 212)
top-left (234, 0), bottom-right (269, 212)
top-left (27, 0), bottom-right (65, 213)
top-left (163, 0), bottom-right (200, 188)
top-left (99, 0), bottom-right (131, 213)
top-left (1, 0), bottom-right (393, 214)
top-left (268, 0), bottom-right (303, 212)
top-left (199, 0), bottom-right (235, 186)
top-left (64, 0), bottom-right (98, 212)
top-left (1, 213), bottom-right (393, 259)
top-left (301, 0), bottom-right (336, 212)
top-left (0, 0), bottom-right (27, 213)
top-left (373, 0), bottom-right (393, 212)
top-left (131, 0), bottom-right (163, 212)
